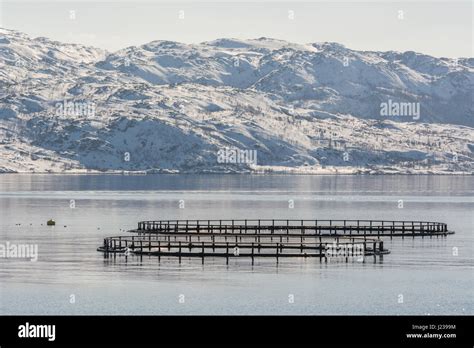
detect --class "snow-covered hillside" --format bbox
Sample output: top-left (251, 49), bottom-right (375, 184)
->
top-left (0, 28), bottom-right (472, 174)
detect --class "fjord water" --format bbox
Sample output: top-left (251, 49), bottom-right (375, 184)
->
top-left (0, 174), bottom-right (472, 315)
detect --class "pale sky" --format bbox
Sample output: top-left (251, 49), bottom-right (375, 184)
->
top-left (0, 0), bottom-right (472, 57)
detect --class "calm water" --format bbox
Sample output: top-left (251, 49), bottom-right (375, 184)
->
top-left (0, 174), bottom-right (472, 315)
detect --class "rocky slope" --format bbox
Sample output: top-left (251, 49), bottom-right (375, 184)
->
top-left (0, 28), bottom-right (472, 173)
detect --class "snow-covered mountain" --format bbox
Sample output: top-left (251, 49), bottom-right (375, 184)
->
top-left (0, 28), bottom-right (472, 173)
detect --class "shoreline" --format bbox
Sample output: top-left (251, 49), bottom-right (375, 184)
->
top-left (0, 171), bottom-right (472, 176)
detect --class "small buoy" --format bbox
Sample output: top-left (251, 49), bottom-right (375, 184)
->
top-left (47, 219), bottom-right (56, 226)
top-left (64, 225), bottom-right (67, 228)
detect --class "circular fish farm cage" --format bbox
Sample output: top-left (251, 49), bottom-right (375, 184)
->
top-left (98, 219), bottom-right (453, 263)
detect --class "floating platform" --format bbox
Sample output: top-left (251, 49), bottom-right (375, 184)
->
top-left (131, 219), bottom-right (453, 237)
top-left (99, 235), bottom-right (388, 264)
top-left (97, 219), bottom-right (453, 263)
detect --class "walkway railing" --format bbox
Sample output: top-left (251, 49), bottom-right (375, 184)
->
top-left (98, 219), bottom-right (453, 263)
top-left (132, 219), bottom-right (451, 237)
